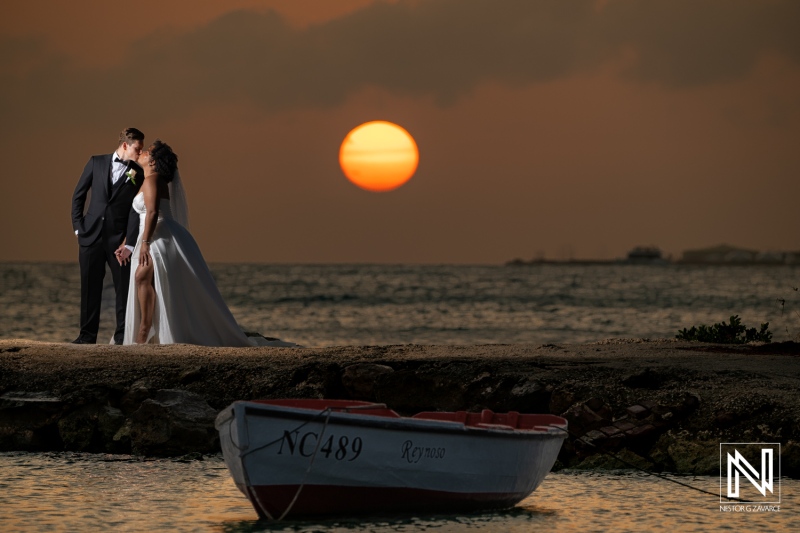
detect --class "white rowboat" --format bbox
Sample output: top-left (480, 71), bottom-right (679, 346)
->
top-left (215, 399), bottom-right (567, 519)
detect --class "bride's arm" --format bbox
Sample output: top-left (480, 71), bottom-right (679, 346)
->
top-left (138, 175), bottom-right (161, 267)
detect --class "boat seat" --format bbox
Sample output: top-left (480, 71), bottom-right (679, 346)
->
top-left (474, 423), bottom-right (515, 431)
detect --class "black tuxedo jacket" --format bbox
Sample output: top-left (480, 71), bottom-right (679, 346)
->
top-left (71, 154), bottom-right (144, 248)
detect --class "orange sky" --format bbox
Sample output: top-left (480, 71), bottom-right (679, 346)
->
top-left (1, 0), bottom-right (798, 263)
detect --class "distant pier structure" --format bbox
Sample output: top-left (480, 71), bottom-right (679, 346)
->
top-left (505, 243), bottom-right (799, 266)
top-left (625, 246), bottom-right (667, 264)
top-left (679, 244), bottom-right (800, 265)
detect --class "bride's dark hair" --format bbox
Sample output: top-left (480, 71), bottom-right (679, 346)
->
top-left (149, 140), bottom-right (179, 183)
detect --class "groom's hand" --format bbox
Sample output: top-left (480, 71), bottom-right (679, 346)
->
top-left (115, 244), bottom-right (132, 266)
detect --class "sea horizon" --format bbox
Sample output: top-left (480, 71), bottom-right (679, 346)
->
top-left (2, 262), bottom-right (798, 347)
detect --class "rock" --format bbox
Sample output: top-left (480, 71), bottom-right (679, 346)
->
top-left (291, 363), bottom-right (342, 399)
top-left (549, 388), bottom-right (575, 415)
top-left (61, 384), bottom-right (124, 407)
top-left (129, 389), bottom-right (219, 456)
top-left (121, 379), bottom-right (154, 415)
top-left (562, 402), bottom-right (609, 435)
top-left (650, 403), bottom-right (673, 420)
top-left (511, 379), bottom-right (542, 397)
top-left (575, 427), bottom-right (626, 454)
top-left (600, 425), bottom-right (621, 436)
top-left (341, 364), bottom-right (395, 399)
top-left (625, 423), bottom-right (657, 440)
top-left (626, 405), bottom-right (650, 419)
top-left (601, 432), bottom-right (627, 452)
top-left (639, 399), bottom-right (659, 411)
top-left (714, 410), bottom-right (737, 428)
top-left (622, 368), bottom-right (665, 389)
top-left (114, 419), bottom-right (132, 444)
top-left (175, 451), bottom-right (204, 462)
top-left (677, 392), bottom-right (701, 415)
top-left (98, 406), bottom-right (127, 452)
top-left (783, 441), bottom-right (800, 478)
top-left (573, 448), bottom-right (655, 471)
top-left (612, 419), bottom-right (636, 432)
top-left (0, 392), bottom-right (65, 451)
top-left (582, 429), bottom-right (607, 444)
top-left (179, 366), bottom-right (205, 385)
top-left (505, 378), bottom-right (550, 413)
top-left (377, 370), bottom-right (466, 413)
top-left (58, 406), bottom-right (97, 451)
top-left (655, 434), bottom-right (719, 475)
top-left (57, 405), bottom-right (127, 453)
top-left (586, 398), bottom-right (612, 420)
top-left (1, 340), bottom-right (798, 469)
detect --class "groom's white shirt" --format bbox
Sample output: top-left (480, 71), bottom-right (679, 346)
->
top-left (111, 151), bottom-right (128, 185)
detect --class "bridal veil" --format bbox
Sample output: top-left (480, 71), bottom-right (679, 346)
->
top-left (169, 169), bottom-right (190, 229)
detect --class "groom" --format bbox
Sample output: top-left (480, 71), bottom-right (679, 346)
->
top-left (71, 128), bottom-right (145, 344)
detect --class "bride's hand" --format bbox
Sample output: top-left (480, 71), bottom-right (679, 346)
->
top-left (139, 242), bottom-right (152, 267)
top-left (115, 244), bottom-right (132, 266)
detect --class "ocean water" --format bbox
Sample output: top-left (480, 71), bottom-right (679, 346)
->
top-left (2, 265), bottom-right (798, 532)
top-left (0, 453), bottom-right (796, 532)
top-left (1, 262), bottom-right (798, 346)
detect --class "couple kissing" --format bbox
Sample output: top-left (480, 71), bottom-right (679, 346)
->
top-left (70, 127), bottom-right (259, 347)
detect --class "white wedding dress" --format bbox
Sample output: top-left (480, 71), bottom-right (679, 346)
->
top-left (122, 188), bottom-right (254, 346)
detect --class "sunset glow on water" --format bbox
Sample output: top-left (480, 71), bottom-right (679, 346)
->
top-left (1, 263), bottom-right (797, 347)
top-left (1, 453), bottom-right (796, 532)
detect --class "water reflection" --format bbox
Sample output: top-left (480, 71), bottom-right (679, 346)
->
top-left (2, 263), bottom-right (798, 346)
top-left (1, 453), bottom-right (796, 532)
top-left (218, 506), bottom-right (556, 533)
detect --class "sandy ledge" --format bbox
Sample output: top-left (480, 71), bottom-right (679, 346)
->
top-left (1, 338), bottom-right (798, 476)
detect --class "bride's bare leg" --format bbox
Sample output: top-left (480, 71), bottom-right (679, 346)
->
top-left (135, 264), bottom-right (155, 343)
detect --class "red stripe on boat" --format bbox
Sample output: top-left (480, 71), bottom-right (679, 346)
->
top-left (250, 399), bottom-right (566, 431)
top-left (248, 484), bottom-right (532, 519)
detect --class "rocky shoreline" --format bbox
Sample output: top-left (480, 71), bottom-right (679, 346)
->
top-left (1, 339), bottom-right (798, 476)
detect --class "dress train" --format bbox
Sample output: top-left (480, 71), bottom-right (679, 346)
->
top-left (122, 192), bottom-right (253, 346)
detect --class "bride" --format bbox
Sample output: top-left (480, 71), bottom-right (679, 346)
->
top-left (122, 140), bottom-right (256, 346)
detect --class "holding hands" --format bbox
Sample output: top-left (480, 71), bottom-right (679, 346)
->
top-left (115, 243), bottom-right (132, 266)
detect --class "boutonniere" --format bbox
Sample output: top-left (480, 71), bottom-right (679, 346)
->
top-left (125, 169), bottom-right (137, 185)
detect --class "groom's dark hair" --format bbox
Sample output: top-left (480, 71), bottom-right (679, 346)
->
top-left (149, 139), bottom-right (179, 183)
top-left (118, 127), bottom-right (145, 146)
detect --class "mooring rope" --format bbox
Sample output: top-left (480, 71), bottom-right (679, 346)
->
top-left (228, 403), bottom-right (387, 520)
top-left (229, 403), bottom-right (740, 520)
top-left (241, 459), bottom-right (276, 521)
top-left (276, 408), bottom-right (334, 520)
top-left (231, 403), bottom-right (387, 458)
top-left (552, 425), bottom-right (743, 502)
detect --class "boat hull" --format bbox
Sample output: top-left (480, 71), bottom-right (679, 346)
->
top-left (217, 400), bottom-right (566, 518)
top-left (246, 484), bottom-right (537, 518)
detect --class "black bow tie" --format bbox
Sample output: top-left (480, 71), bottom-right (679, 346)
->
top-left (114, 157), bottom-right (127, 165)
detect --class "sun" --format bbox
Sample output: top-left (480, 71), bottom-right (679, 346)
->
top-left (339, 121), bottom-right (419, 192)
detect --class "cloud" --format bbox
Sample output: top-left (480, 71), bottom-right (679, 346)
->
top-left (1, 0), bottom-right (799, 132)
top-left (603, 0), bottom-right (800, 86)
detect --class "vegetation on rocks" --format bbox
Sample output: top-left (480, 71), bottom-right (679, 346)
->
top-left (676, 315), bottom-right (772, 344)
